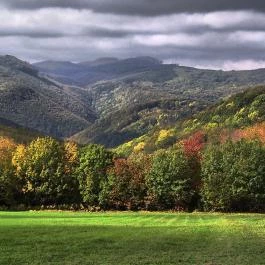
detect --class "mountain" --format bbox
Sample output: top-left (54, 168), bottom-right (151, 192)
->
top-left (78, 57), bottom-right (119, 67)
top-left (115, 85), bottom-right (265, 155)
top-left (0, 55), bottom-right (96, 138)
top-left (33, 56), bottom-right (163, 86)
top-left (70, 64), bottom-right (265, 147)
top-left (33, 60), bottom-right (83, 76)
top-left (4, 54), bottom-right (265, 147)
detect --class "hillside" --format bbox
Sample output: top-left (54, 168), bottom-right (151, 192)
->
top-left (115, 85), bottom-right (265, 155)
top-left (0, 55), bottom-right (96, 138)
top-left (70, 64), bottom-right (265, 147)
top-left (0, 117), bottom-right (43, 144)
top-left (3, 55), bottom-right (265, 147)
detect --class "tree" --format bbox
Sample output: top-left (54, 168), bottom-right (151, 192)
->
top-left (181, 131), bottom-right (206, 209)
top-left (0, 137), bottom-right (18, 206)
top-left (127, 152), bottom-right (151, 209)
top-left (103, 152), bottom-right (151, 210)
top-left (12, 137), bottom-right (79, 206)
top-left (62, 141), bottom-right (80, 204)
top-left (201, 139), bottom-right (265, 212)
top-left (77, 144), bottom-right (113, 207)
top-left (147, 148), bottom-right (193, 210)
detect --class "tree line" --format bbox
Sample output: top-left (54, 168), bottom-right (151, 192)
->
top-left (0, 132), bottom-right (265, 212)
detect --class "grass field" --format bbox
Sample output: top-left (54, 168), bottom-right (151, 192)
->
top-left (0, 212), bottom-right (265, 265)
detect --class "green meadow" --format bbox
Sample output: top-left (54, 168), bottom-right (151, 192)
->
top-left (0, 211), bottom-right (264, 265)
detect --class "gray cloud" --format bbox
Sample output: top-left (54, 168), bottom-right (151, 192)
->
top-left (0, 30), bottom-right (63, 38)
top-left (0, 4), bottom-right (265, 70)
top-left (2, 0), bottom-right (265, 15)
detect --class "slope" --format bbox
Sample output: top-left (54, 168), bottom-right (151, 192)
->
top-left (70, 64), bottom-right (265, 147)
top-left (34, 56), bottom-right (162, 86)
top-left (115, 85), bottom-right (265, 154)
top-left (0, 117), bottom-right (43, 144)
top-left (0, 55), bottom-right (96, 138)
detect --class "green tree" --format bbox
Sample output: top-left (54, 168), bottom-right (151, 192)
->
top-left (201, 139), bottom-right (265, 212)
top-left (147, 148), bottom-right (193, 210)
top-left (77, 144), bottom-right (113, 207)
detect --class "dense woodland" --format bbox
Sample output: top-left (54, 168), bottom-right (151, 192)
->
top-left (1, 127), bottom-right (265, 212)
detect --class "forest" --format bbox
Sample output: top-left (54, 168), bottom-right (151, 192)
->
top-left (1, 124), bottom-right (265, 212)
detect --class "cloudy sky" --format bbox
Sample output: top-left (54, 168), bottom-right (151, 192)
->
top-left (1, 0), bottom-right (265, 70)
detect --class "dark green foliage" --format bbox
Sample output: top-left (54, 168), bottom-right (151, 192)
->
top-left (4, 55), bottom-right (265, 148)
top-left (0, 168), bottom-right (18, 207)
top-left (147, 148), bottom-right (194, 210)
top-left (0, 55), bottom-right (96, 139)
top-left (77, 144), bottom-right (114, 206)
top-left (117, 85), bottom-right (265, 155)
top-left (0, 118), bottom-right (43, 144)
top-left (201, 140), bottom-right (265, 212)
top-left (2, 83), bottom-right (265, 211)
top-left (69, 61), bottom-right (265, 147)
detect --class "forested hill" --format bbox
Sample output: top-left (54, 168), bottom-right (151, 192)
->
top-left (116, 85), bottom-right (265, 155)
top-left (69, 63), bottom-right (265, 147)
top-left (3, 55), bottom-right (265, 148)
top-left (0, 55), bottom-right (96, 138)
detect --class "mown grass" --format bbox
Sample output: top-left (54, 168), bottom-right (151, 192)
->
top-left (0, 211), bottom-right (264, 265)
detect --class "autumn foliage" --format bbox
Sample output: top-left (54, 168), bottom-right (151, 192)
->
top-left (0, 130), bottom-right (265, 212)
top-left (182, 131), bottom-right (206, 159)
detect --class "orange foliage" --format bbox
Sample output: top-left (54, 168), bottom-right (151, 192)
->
top-left (182, 131), bottom-right (205, 159)
top-left (238, 123), bottom-right (265, 143)
top-left (221, 123), bottom-right (265, 144)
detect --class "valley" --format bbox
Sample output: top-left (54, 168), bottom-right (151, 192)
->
top-left (2, 55), bottom-right (265, 147)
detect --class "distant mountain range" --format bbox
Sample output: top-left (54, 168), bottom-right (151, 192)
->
top-left (33, 56), bottom-right (162, 86)
top-left (2, 54), bottom-right (265, 147)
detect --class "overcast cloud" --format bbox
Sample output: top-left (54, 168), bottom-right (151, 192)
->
top-left (0, 1), bottom-right (265, 70)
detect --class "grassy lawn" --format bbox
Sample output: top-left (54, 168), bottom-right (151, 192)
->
top-left (0, 211), bottom-right (264, 265)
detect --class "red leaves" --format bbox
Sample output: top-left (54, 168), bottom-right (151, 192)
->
top-left (182, 131), bottom-right (205, 159)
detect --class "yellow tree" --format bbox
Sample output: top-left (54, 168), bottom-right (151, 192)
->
top-left (0, 137), bottom-right (17, 206)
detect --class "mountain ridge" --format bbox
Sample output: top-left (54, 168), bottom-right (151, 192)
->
top-left (3, 54), bottom-right (265, 148)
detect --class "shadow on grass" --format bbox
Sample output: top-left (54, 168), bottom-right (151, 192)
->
top-left (0, 224), bottom-right (264, 265)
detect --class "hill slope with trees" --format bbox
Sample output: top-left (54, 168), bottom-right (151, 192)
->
top-left (116, 85), bottom-right (265, 154)
top-left (3, 55), bottom-right (265, 148)
top-left (0, 55), bottom-right (96, 138)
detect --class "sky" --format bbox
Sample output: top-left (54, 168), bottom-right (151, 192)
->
top-left (1, 0), bottom-right (265, 70)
